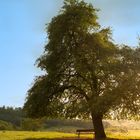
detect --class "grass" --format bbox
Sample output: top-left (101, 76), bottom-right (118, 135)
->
top-left (0, 131), bottom-right (76, 140)
top-left (107, 130), bottom-right (140, 139)
top-left (0, 130), bottom-right (140, 140)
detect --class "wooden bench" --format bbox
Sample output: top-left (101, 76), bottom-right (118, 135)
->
top-left (76, 129), bottom-right (94, 138)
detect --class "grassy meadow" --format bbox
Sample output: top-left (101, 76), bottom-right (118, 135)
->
top-left (0, 120), bottom-right (140, 140)
top-left (0, 131), bottom-right (76, 140)
top-left (0, 130), bottom-right (140, 140)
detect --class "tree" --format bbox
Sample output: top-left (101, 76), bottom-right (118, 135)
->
top-left (24, 0), bottom-right (140, 139)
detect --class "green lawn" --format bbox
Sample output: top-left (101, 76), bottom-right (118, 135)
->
top-left (0, 130), bottom-right (140, 140)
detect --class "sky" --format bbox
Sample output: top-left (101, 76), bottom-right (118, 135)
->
top-left (0, 0), bottom-right (140, 107)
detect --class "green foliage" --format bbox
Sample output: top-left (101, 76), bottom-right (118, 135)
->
top-left (24, 0), bottom-right (140, 120)
top-left (0, 106), bottom-right (23, 127)
top-left (24, 0), bottom-right (140, 139)
top-left (21, 118), bottom-right (44, 131)
top-left (0, 120), bottom-right (14, 130)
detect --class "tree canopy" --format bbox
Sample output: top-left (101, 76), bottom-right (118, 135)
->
top-left (24, 0), bottom-right (140, 139)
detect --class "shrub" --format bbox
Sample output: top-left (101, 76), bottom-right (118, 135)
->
top-left (0, 120), bottom-right (14, 130)
top-left (21, 118), bottom-right (43, 131)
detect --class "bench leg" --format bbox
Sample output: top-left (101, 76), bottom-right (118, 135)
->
top-left (78, 132), bottom-right (80, 138)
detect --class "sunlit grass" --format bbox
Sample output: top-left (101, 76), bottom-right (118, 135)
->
top-left (107, 130), bottom-right (140, 139)
top-left (0, 130), bottom-right (140, 140)
top-left (0, 131), bottom-right (76, 140)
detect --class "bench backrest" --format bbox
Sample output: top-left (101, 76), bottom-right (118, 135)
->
top-left (76, 129), bottom-right (94, 132)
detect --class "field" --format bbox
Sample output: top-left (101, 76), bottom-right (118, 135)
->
top-left (0, 120), bottom-right (140, 140)
top-left (0, 131), bottom-right (75, 140)
top-left (0, 130), bottom-right (140, 140)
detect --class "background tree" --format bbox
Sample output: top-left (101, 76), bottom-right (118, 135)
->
top-left (24, 0), bottom-right (140, 139)
top-left (0, 106), bottom-right (23, 127)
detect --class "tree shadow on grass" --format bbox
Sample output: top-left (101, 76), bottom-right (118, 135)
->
top-left (25, 138), bottom-right (91, 140)
top-left (24, 138), bottom-right (140, 140)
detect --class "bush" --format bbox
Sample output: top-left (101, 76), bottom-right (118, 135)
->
top-left (0, 120), bottom-right (14, 130)
top-left (21, 118), bottom-right (44, 131)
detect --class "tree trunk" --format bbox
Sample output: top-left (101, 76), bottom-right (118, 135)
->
top-left (91, 112), bottom-right (106, 140)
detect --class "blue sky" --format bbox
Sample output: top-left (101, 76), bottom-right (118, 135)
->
top-left (0, 0), bottom-right (140, 107)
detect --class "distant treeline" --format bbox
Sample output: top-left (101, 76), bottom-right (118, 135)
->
top-left (0, 106), bottom-right (23, 126)
top-left (0, 106), bottom-right (115, 132)
top-left (0, 106), bottom-right (139, 132)
top-left (0, 106), bottom-right (96, 131)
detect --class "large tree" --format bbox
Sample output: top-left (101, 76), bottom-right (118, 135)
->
top-left (24, 0), bottom-right (140, 139)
